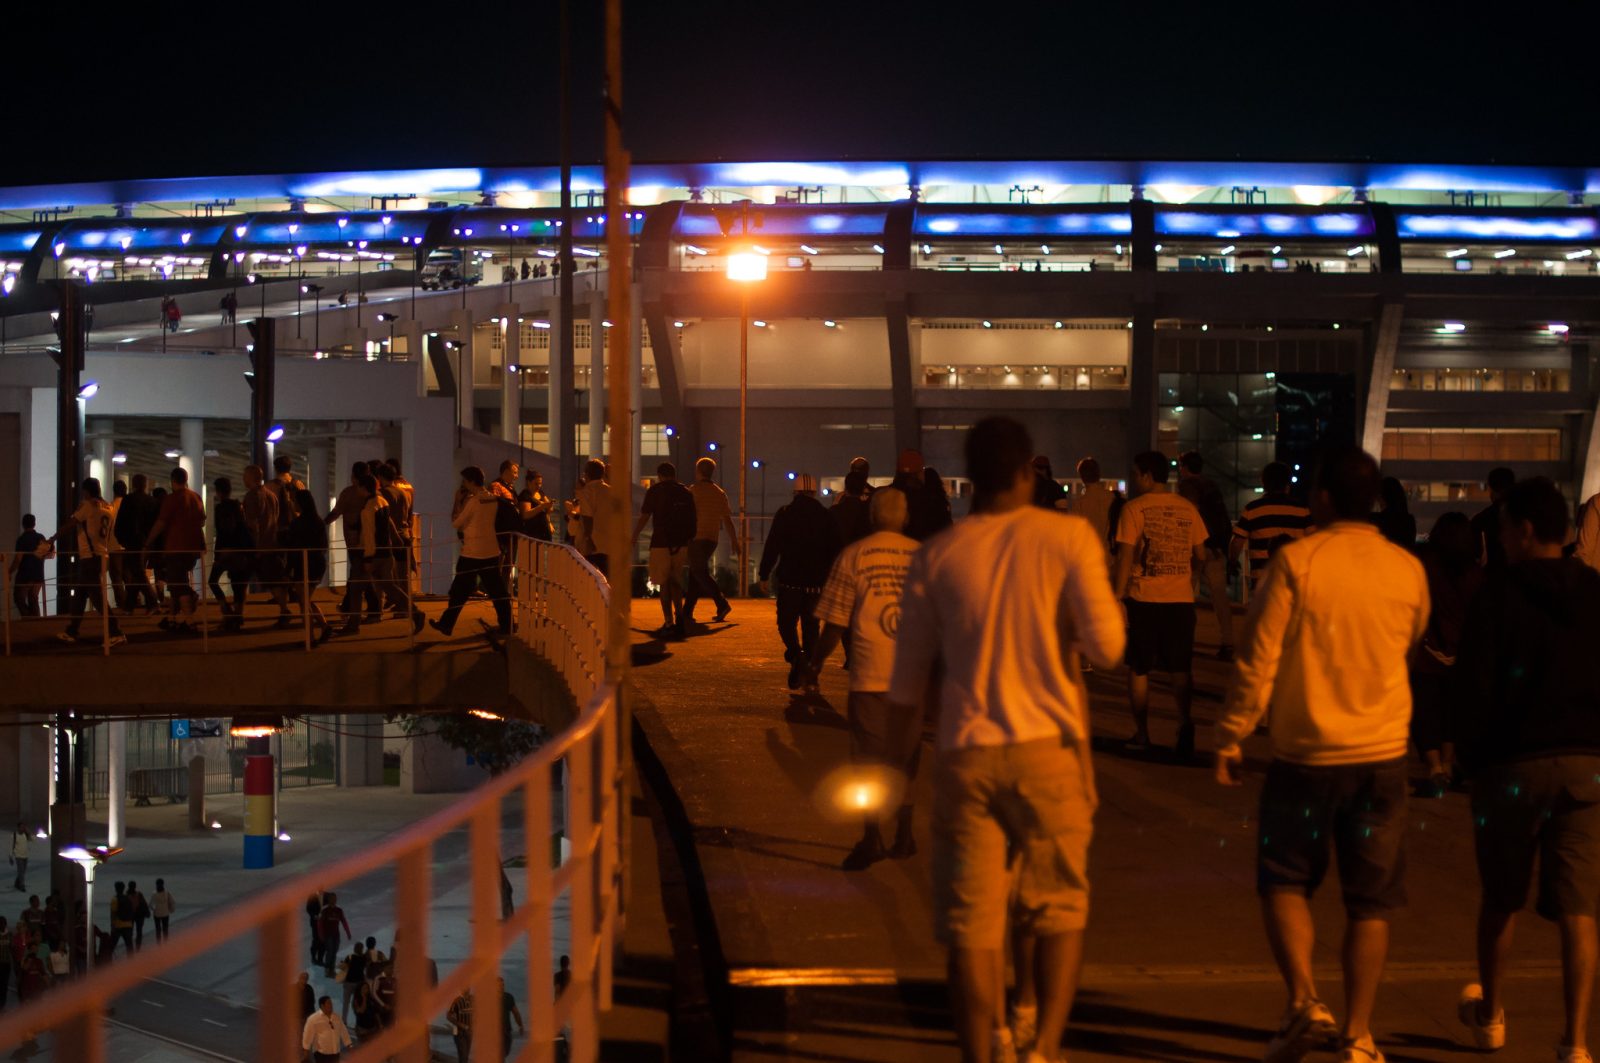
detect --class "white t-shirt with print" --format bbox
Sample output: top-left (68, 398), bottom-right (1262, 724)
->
top-left (72, 499), bottom-right (117, 557)
top-left (815, 530), bottom-right (919, 692)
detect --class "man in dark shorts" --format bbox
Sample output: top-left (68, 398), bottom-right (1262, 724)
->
top-left (1114, 451), bottom-right (1207, 755)
top-left (1214, 448), bottom-right (1429, 1063)
top-left (145, 467), bottom-right (207, 634)
top-left (9, 514), bottom-right (46, 616)
top-left (1453, 477), bottom-right (1600, 1062)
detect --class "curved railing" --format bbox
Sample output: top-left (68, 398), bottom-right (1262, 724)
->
top-left (0, 536), bottom-right (621, 1063)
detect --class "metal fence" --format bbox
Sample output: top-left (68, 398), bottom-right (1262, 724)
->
top-left (0, 535), bottom-right (621, 1063)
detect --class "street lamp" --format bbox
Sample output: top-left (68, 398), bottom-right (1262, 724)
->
top-left (60, 844), bottom-right (121, 972)
top-left (726, 223), bottom-right (768, 595)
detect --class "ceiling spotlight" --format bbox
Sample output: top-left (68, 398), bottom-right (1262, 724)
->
top-left (1493, 249), bottom-right (1516, 259)
top-left (824, 319), bottom-right (837, 327)
top-left (266, 425), bottom-right (286, 443)
top-left (1444, 248), bottom-right (1469, 258)
top-left (164, 449), bottom-right (182, 459)
top-left (112, 452), bottom-right (127, 464)
top-left (77, 381), bottom-right (99, 399)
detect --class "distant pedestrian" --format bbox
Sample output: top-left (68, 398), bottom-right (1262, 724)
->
top-left (53, 477), bottom-right (126, 647)
top-left (350, 979), bottom-right (381, 1039)
top-left (1452, 477), bottom-right (1600, 1061)
top-left (219, 290), bottom-right (237, 325)
top-left (108, 881), bottom-right (134, 957)
top-left (284, 488), bottom-right (331, 641)
top-left (318, 892), bottom-right (352, 977)
top-left (1230, 461), bottom-right (1312, 588)
top-left (448, 986), bottom-right (474, 1063)
top-left (490, 460), bottom-right (521, 574)
top-left (680, 457), bottom-right (737, 630)
top-left (758, 474), bottom-right (842, 689)
top-left (243, 464), bottom-right (292, 627)
top-left (306, 893), bottom-right (325, 967)
top-left (1410, 512), bottom-right (1481, 796)
top-left (807, 486), bottom-right (921, 868)
top-left (10, 824), bottom-right (28, 891)
top-left (632, 463), bottom-right (697, 637)
top-left (1176, 451), bottom-right (1238, 661)
top-left (126, 880), bottom-right (149, 949)
top-left (209, 477), bottom-right (253, 631)
top-left (1471, 466), bottom-right (1516, 570)
top-left (150, 878), bottom-right (175, 942)
top-left (888, 416), bottom-right (1124, 1063)
top-left (1031, 455), bottom-right (1067, 510)
top-left (830, 464), bottom-right (875, 546)
top-left (113, 475), bottom-right (159, 614)
top-left (326, 462), bottom-right (382, 623)
top-left (918, 467), bottom-right (954, 537)
top-left (339, 941), bottom-right (367, 1022)
top-left (554, 954), bottom-right (571, 995)
top-left (1114, 452), bottom-right (1207, 756)
top-left (1071, 458), bottom-right (1117, 556)
top-left (10, 515), bottom-right (46, 617)
top-left (145, 466), bottom-right (207, 633)
top-left (1371, 477), bottom-right (1417, 548)
top-left (499, 976), bottom-right (525, 1060)
top-left (577, 459), bottom-right (616, 579)
top-left (302, 994), bottom-right (352, 1062)
top-left (165, 299), bottom-right (181, 332)
top-left (430, 467), bottom-right (512, 638)
top-left (1213, 446), bottom-right (1429, 1063)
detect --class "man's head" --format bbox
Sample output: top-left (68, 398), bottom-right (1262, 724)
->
top-left (356, 473), bottom-right (378, 496)
top-left (319, 996), bottom-right (334, 1014)
top-left (656, 462), bottom-right (676, 481)
top-left (243, 465), bottom-right (264, 490)
top-left (964, 416), bottom-right (1035, 510)
top-left (1076, 457), bottom-right (1101, 485)
top-left (870, 484), bottom-right (908, 532)
top-left (112, 480), bottom-right (127, 499)
top-left (793, 473), bottom-right (817, 495)
top-left (131, 473), bottom-right (148, 493)
top-left (1500, 476), bottom-right (1569, 562)
top-left (1310, 446), bottom-right (1381, 525)
top-left (155, 878), bottom-right (164, 891)
top-left (526, 469), bottom-right (543, 490)
top-left (350, 461), bottom-right (367, 484)
top-left (1261, 462), bottom-right (1292, 494)
top-left (584, 458), bottom-right (606, 482)
top-left (386, 458), bottom-right (403, 477)
top-left (374, 463), bottom-right (396, 484)
top-left (81, 477), bottom-right (102, 500)
top-left (849, 456), bottom-right (870, 477)
top-left (273, 454), bottom-right (293, 477)
top-left (498, 459), bottom-right (518, 484)
top-left (1130, 451), bottom-right (1171, 493)
top-left (1487, 466), bottom-right (1516, 502)
top-left (21, 514), bottom-right (34, 530)
top-left (461, 466), bottom-right (485, 489)
top-left (1178, 451), bottom-right (1204, 479)
top-left (1031, 455), bottom-right (1054, 480)
top-left (695, 457), bottom-right (716, 481)
top-left (214, 476), bottom-right (232, 498)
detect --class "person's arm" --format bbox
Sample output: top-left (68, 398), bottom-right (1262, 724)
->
top-left (886, 551), bottom-right (938, 712)
top-left (359, 503), bottom-right (376, 558)
top-left (758, 510), bottom-right (785, 582)
top-left (339, 910), bottom-right (352, 940)
top-left (631, 510), bottom-right (651, 545)
top-left (1212, 552), bottom-right (1295, 778)
top-left (811, 622), bottom-right (847, 677)
top-left (1111, 504), bottom-right (1138, 599)
top-left (511, 999), bottom-right (525, 1032)
top-left (452, 497), bottom-right (475, 531)
top-left (1578, 501), bottom-right (1600, 570)
top-left (1111, 547), bottom-right (1135, 601)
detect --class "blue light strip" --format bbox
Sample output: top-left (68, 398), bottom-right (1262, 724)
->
top-left (912, 210), bottom-right (1132, 237)
top-left (1395, 213), bottom-right (1599, 241)
top-left (1154, 210), bottom-right (1373, 238)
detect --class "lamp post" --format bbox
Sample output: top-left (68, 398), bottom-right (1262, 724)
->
top-left (725, 224), bottom-right (766, 595)
top-left (59, 844), bottom-right (120, 973)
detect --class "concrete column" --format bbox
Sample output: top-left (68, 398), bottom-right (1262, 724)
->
top-left (337, 716), bottom-right (384, 787)
top-left (1360, 301), bottom-right (1405, 459)
top-left (107, 720), bottom-right (126, 847)
top-left (397, 319), bottom-right (425, 397)
top-left (1127, 305), bottom-right (1157, 457)
top-left (589, 284), bottom-right (605, 459)
top-left (549, 299), bottom-right (569, 487)
top-left (1574, 343), bottom-right (1600, 501)
top-left (179, 418), bottom-right (205, 505)
top-left (346, 326), bottom-right (371, 359)
top-left (307, 442), bottom-right (332, 517)
top-left (450, 308), bottom-right (476, 435)
top-left (91, 425), bottom-right (114, 491)
top-left (630, 281), bottom-right (644, 478)
top-left (242, 737), bottom-right (274, 869)
top-left (402, 401), bottom-right (457, 595)
top-left (499, 303), bottom-right (521, 444)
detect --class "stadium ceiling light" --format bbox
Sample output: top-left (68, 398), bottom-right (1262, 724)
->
top-left (1347, 246), bottom-right (1365, 256)
top-left (77, 381), bottom-right (99, 399)
top-left (266, 425), bottom-right (286, 442)
top-left (1493, 248), bottom-right (1516, 258)
top-left (800, 244), bottom-right (819, 255)
top-left (726, 251), bottom-right (767, 282)
top-left (921, 243), bottom-right (932, 255)
top-left (1219, 245), bottom-right (1236, 255)
top-left (981, 320), bottom-right (992, 328)
top-left (1444, 248), bottom-right (1470, 257)
top-left (1441, 322), bottom-right (1467, 333)
top-left (1054, 321), bottom-right (1064, 328)
top-left (1565, 249), bottom-right (1593, 260)
top-left (1040, 244), bottom-right (1050, 254)
top-left (1548, 323), bottom-right (1570, 334)
top-left (824, 320), bottom-right (837, 328)
top-left (872, 244), bottom-right (886, 254)
top-left (1271, 245), bottom-right (1282, 254)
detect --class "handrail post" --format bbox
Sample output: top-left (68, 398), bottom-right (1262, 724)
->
top-left (199, 555), bottom-right (209, 654)
top-left (302, 549), bottom-right (312, 652)
top-left (470, 804), bottom-right (505, 1063)
top-left (395, 845), bottom-right (433, 1063)
top-left (100, 556), bottom-right (110, 656)
top-left (4, 552), bottom-right (12, 656)
top-left (524, 760), bottom-right (556, 1062)
top-left (259, 907), bottom-right (300, 1063)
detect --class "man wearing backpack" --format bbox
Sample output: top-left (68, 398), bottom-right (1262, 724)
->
top-left (337, 472), bottom-right (423, 636)
top-left (632, 463), bottom-right (697, 637)
top-left (126, 880), bottom-right (150, 949)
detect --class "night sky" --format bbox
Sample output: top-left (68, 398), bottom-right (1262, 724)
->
top-left (7, 3), bottom-right (1598, 187)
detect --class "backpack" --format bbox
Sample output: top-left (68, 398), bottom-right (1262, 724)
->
top-left (658, 482), bottom-right (697, 549)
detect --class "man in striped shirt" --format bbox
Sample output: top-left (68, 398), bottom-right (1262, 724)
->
top-left (1231, 462), bottom-right (1312, 583)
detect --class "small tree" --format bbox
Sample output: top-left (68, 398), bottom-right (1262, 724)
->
top-left (392, 713), bottom-right (546, 776)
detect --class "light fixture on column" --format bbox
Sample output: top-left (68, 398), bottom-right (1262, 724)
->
top-left (230, 714), bottom-right (285, 738)
top-left (77, 381), bottom-right (99, 399)
top-left (266, 426), bottom-right (285, 443)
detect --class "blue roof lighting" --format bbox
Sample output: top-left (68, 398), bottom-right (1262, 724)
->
top-left (912, 209), bottom-right (1132, 237)
top-left (0, 230), bottom-right (41, 254)
top-left (676, 204), bottom-right (890, 239)
top-left (1155, 210), bottom-right (1373, 239)
top-left (61, 222), bottom-right (227, 252)
top-left (1395, 213), bottom-right (1599, 242)
top-left (242, 214), bottom-right (430, 247)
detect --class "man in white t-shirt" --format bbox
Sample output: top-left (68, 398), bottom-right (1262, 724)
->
top-left (55, 477), bottom-right (125, 646)
top-left (889, 417), bottom-right (1124, 1063)
top-left (1114, 451), bottom-right (1208, 757)
top-left (577, 458), bottom-right (616, 580)
top-left (807, 486), bottom-right (921, 870)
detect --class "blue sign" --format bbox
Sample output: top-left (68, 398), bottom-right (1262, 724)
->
top-left (170, 719), bottom-right (191, 740)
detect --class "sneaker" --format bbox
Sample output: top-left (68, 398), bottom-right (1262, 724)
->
top-left (840, 837), bottom-right (886, 871)
top-left (1175, 722), bottom-right (1196, 760)
top-left (1125, 732), bottom-right (1151, 753)
top-left (786, 662), bottom-right (803, 690)
top-left (107, 635), bottom-right (127, 648)
top-left (1558, 1046), bottom-right (1595, 1063)
top-left (714, 605), bottom-right (731, 623)
top-left (427, 619), bottom-right (452, 637)
top-left (993, 1027), bottom-right (1018, 1063)
top-left (1009, 1004), bottom-right (1038, 1056)
top-left (56, 632), bottom-right (78, 644)
top-left (410, 610), bottom-right (426, 635)
top-left (1340, 1038), bottom-right (1385, 1063)
top-left (1265, 998), bottom-right (1338, 1063)
top-left (1457, 984), bottom-right (1505, 1050)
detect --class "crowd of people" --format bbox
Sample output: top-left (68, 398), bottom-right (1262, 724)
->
top-left (674, 420), bottom-right (1600, 1063)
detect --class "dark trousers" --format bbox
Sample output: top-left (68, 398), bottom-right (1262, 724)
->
top-left (681, 539), bottom-right (728, 620)
top-left (453, 1030), bottom-right (472, 1063)
top-left (0, 961), bottom-right (9, 1009)
top-left (114, 553), bottom-right (156, 612)
top-left (438, 556), bottom-right (511, 634)
top-left (12, 857), bottom-right (25, 890)
top-left (775, 585), bottom-right (820, 663)
top-left (153, 916), bottom-right (169, 941)
top-left (345, 555), bottom-right (413, 631)
top-left (133, 917), bottom-right (145, 949)
top-left (66, 558), bottom-right (122, 637)
top-left (109, 926), bottom-right (134, 956)
top-left (12, 581), bottom-right (42, 617)
top-left (339, 546), bottom-right (381, 617)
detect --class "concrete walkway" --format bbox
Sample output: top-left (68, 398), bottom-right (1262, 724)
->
top-left (629, 598), bottom-right (1571, 1062)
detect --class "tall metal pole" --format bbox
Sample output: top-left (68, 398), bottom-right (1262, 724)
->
top-left (738, 287), bottom-right (748, 597)
top-left (54, 282), bottom-right (86, 617)
top-left (557, 0), bottom-right (577, 504)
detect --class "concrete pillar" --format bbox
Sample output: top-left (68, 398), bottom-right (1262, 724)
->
top-left (179, 418), bottom-right (205, 507)
top-left (91, 425), bottom-right (114, 492)
top-left (402, 400), bottom-right (457, 595)
top-left (499, 303), bottom-right (521, 444)
top-left (397, 319), bottom-right (425, 397)
top-left (1127, 305), bottom-right (1157, 457)
top-left (450, 308), bottom-right (476, 435)
top-left (1360, 301), bottom-right (1405, 459)
top-left (589, 284), bottom-right (605, 460)
top-left (187, 756), bottom-right (206, 831)
top-left (107, 720), bottom-right (126, 847)
top-left (346, 327), bottom-right (371, 360)
top-left (549, 298), bottom-right (569, 488)
top-left (307, 442), bottom-right (331, 518)
top-left (338, 716), bottom-right (384, 787)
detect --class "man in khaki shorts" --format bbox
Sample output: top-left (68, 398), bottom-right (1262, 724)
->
top-left (890, 417), bottom-right (1124, 1063)
top-left (632, 462), bottom-right (696, 636)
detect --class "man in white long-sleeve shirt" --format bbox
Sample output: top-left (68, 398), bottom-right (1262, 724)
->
top-left (889, 417), bottom-right (1124, 1063)
top-left (1213, 447), bottom-right (1429, 1063)
top-left (429, 466), bottom-right (512, 637)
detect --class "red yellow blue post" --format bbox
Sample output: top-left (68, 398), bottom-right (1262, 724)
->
top-left (243, 744), bottom-right (274, 869)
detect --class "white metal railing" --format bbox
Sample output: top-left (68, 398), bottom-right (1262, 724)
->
top-left (0, 534), bottom-right (621, 1063)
